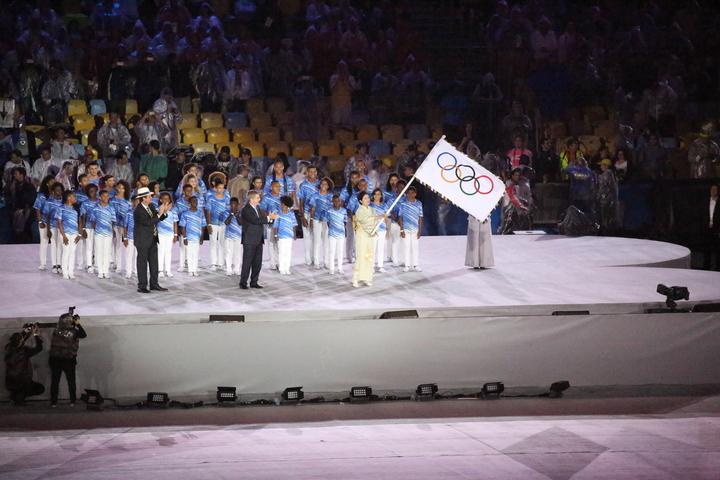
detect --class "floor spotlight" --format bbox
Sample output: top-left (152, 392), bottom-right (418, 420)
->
top-left (146, 392), bottom-right (170, 407)
top-left (349, 386), bottom-right (373, 403)
top-left (415, 383), bottom-right (438, 401)
top-left (282, 386), bottom-right (304, 402)
top-left (217, 386), bottom-right (237, 404)
top-left (80, 389), bottom-right (104, 411)
top-left (481, 382), bottom-right (505, 398)
top-left (657, 284), bottom-right (689, 309)
top-left (549, 381), bottom-right (570, 398)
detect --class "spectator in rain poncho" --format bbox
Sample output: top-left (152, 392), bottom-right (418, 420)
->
top-left (688, 122), bottom-right (720, 179)
top-left (596, 159), bottom-right (621, 233)
top-left (499, 166), bottom-right (534, 234)
top-left (291, 74), bottom-right (323, 142)
top-left (41, 68), bottom-right (70, 127)
top-left (193, 49), bottom-right (226, 113)
top-left (152, 88), bottom-right (183, 154)
top-left (564, 157), bottom-right (598, 220)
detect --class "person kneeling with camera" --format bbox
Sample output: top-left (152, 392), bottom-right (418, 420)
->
top-left (4, 324), bottom-right (45, 406)
top-left (49, 312), bottom-right (87, 407)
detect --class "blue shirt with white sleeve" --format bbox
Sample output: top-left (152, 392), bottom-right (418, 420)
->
top-left (275, 210), bottom-right (298, 239)
top-left (309, 192), bottom-right (333, 221)
top-left (298, 179), bottom-right (320, 214)
top-left (205, 194), bottom-right (231, 225)
top-left (92, 204), bottom-right (116, 237)
top-left (55, 205), bottom-right (80, 236)
top-left (179, 209), bottom-right (206, 243)
top-left (399, 199), bottom-right (423, 232)
top-left (259, 193), bottom-right (282, 214)
top-left (224, 210), bottom-right (242, 241)
top-left (326, 207), bottom-right (348, 239)
top-left (43, 197), bottom-right (63, 228)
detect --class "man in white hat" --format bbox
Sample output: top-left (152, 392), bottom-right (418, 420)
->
top-left (133, 186), bottom-right (171, 293)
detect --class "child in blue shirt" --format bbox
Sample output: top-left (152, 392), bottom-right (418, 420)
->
top-left (56, 190), bottom-right (81, 280)
top-left (308, 177), bottom-right (334, 270)
top-left (44, 182), bottom-right (65, 274)
top-left (388, 178), bottom-right (407, 266)
top-left (156, 192), bottom-right (178, 278)
top-left (109, 180), bottom-right (132, 272)
top-left (224, 197), bottom-right (243, 276)
top-left (79, 183), bottom-right (100, 273)
top-left (274, 196), bottom-right (298, 275)
top-left (326, 194), bottom-right (348, 275)
top-left (371, 188), bottom-right (391, 273)
top-left (297, 165), bottom-right (320, 265)
top-left (260, 180), bottom-right (283, 270)
top-left (398, 186), bottom-right (423, 272)
top-left (92, 190), bottom-right (117, 278)
top-left (180, 195), bottom-right (206, 276)
top-left (205, 179), bottom-right (231, 271)
top-left (123, 197), bottom-right (139, 279)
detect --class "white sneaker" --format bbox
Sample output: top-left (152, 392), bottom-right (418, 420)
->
top-left (178, 266), bottom-right (185, 272)
top-left (403, 266), bottom-right (410, 272)
top-left (351, 281), bottom-right (359, 288)
top-left (377, 267), bottom-right (386, 273)
top-left (210, 265), bottom-right (217, 271)
top-left (87, 266), bottom-right (94, 273)
top-left (365, 281), bottom-right (373, 286)
top-left (226, 271), bottom-right (233, 276)
top-left (166, 271), bottom-right (174, 278)
top-left (414, 266), bottom-right (423, 272)
top-left (52, 267), bottom-right (58, 274)
top-left (233, 271), bottom-right (241, 276)
top-left (329, 270), bottom-right (335, 275)
top-left (392, 263), bottom-right (400, 267)
top-left (69, 275), bottom-right (76, 280)
top-left (158, 272), bottom-right (165, 278)
top-left (39, 265), bottom-right (46, 271)
top-left (125, 275), bottom-right (131, 279)
top-left (63, 274), bottom-right (70, 280)
top-left (338, 270), bottom-right (345, 275)
top-left (97, 274), bottom-right (103, 279)
top-left (286, 270), bottom-right (292, 275)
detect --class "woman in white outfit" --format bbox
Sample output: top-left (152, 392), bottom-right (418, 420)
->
top-left (465, 215), bottom-right (495, 269)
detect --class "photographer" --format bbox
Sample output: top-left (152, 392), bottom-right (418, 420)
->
top-left (4, 324), bottom-right (44, 406)
top-left (48, 312), bottom-right (87, 407)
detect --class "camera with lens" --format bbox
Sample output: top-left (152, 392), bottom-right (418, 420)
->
top-left (68, 306), bottom-right (79, 321)
top-left (23, 322), bottom-right (37, 331)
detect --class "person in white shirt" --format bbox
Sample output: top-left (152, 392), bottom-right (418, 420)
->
top-left (106, 151), bottom-right (135, 184)
top-left (3, 150), bottom-right (31, 189)
top-left (29, 146), bottom-right (62, 186)
top-left (49, 126), bottom-right (78, 163)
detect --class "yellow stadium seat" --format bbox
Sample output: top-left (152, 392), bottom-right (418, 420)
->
top-left (192, 142), bottom-right (215, 154)
top-left (191, 98), bottom-right (201, 114)
top-left (125, 99), bottom-right (138, 115)
top-left (356, 124), bottom-right (379, 141)
top-left (79, 128), bottom-right (92, 146)
top-left (266, 141), bottom-right (290, 157)
top-left (332, 128), bottom-right (355, 145)
top-left (176, 115), bottom-right (198, 131)
top-left (291, 141), bottom-right (315, 159)
top-left (265, 97), bottom-right (287, 117)
top-left (206, 128), bottom-right (230, 144)
top-left (245, 98), bottom-right (265, 117)
top-left (72, 115), bottom-right (95, 131)
top-left (182, 128), bottom-right (206, 144)
top-left (250, 112), bottom-right (272, 130)
top-left (579, 134), bottom-right (601, 156)
top-left (35, 137), bottom-right (43, 147)
top-left (200, 113), bottom-right (224, 129)
top-left (392, 140), bottom-right (415, 156)
top-left (273, 111), bottom-right (294, 127)
top-left (318, 140), bottom-right (341, 156)
top-left (281, 127), bottom-right (294, 142)
top-left (25, 125), bottom-right (44, 133)
top-left (241, 141), bottom-right (265, 157)
top-left (341, 144), bottom-right (355, 156)
top-left (257, 127), bottom-right (281, 143)
top-left (316, 125), bottom-right (331, 141)
top-left (381, 124), bottom-right (404, 141)
top-left (215, 142), bottom-right (240, 157)
top-left (232, 128), bottom-right (255, 144)
top-left (68, 99), bottom-right (87, 118)
top-left (68, 138), bottom-right (79, 144)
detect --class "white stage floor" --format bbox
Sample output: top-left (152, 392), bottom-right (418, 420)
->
top-left (1, 235), bottom-right (718, 326)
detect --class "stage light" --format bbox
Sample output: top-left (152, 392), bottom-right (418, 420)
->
top-left (217, 386), bottom-right (237, 404)
top-left (481, 382), bottom-right (505, 398)
top-left (80, 389), bottom-right (104, 411)
top-left (657, 284), bottom-right (689, 309)
top-left (549, 381), bottom-right (570, 398)
top-left (349, 386), bottom-right (373, 403)
top-left (146, 392), bottom-right (170, 406)
top-left (282, 386), bottom-right (304, 402)
top-left (415, 383), bottom-right (438, 401)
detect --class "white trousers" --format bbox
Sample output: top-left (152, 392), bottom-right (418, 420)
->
top-left (374, 232), bottom-right (388, 268)
top-left (225, 239), bottom-right (242, 274)
top-left (178, 234), bottom-right (186, 270)
top-left (345, 216), bottom-right (355, 261)
top-left (302, 212), bottom-right (314, 264)
top-left (389, 223), bottom-right (401, 265)
top-left (84, 228), bottom-right (95, 268)
top-left (209, 224), bottom-right (226, 267)
top-left (311, 220), bottom-right (329, 268)
top-left (277, 238), bottom-right (293, 273)
top-left (75, 234), bottom-right (85, 267)
top-left (61, 239), bottom-right (78, 277)
top-left (186, 241), bottom-right (200, 274)
top-left (95, 235), bottom-right (113, 276)
top-left (158, 235), bottom-right (174, 273)
top-left (39, 224), bottom-right (50, 267)
top-left (50, 227), bottom-right (62, 267)
top-left (403, 230), bottom-right (420, 267)
top-left (265, 225), bottom-right (278, 268)
top-left (327, 236), bottom-right (345, 273)
top-left (112, 226), bottom-right (125, 271)
top-left (125, 239), bottom-right (136, 276)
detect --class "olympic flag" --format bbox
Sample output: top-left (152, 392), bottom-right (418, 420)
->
top-left (413, 137), bottom-right (505, 221)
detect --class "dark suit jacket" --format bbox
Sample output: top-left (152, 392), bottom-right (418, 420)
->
top-left (241, 202), bottom-right (270, 245)
top-left (704, 197), bottom-right (720, 234)
top-left (133, 202), bottom-right (167, 248)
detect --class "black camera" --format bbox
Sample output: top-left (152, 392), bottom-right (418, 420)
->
top-left (23, 322), bottom-right (37, 331)
top-left (657, 284), bottom-right (690, 309)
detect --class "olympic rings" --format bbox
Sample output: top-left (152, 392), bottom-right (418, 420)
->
top-left (435, 151), bottom-right (496, 196)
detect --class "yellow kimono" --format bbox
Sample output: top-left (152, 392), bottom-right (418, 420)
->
top-left (352, 205), bottom-right (377, 283)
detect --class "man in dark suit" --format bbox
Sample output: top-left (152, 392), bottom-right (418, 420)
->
top-left (703, 184), bottom-right (720, 270)
top-left (240, 191), bottom-right (279, 289)
top-left (134, 187), bottom-right (171, 293)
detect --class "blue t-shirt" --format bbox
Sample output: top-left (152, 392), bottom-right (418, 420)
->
top-left (326, 207), bottom-right (348, 239)
top-left (158, 207), bottom-right (179, 237)
top-left (298, 179), bottom-right (320, 214)
top-left (205, 194), bottom-right (230, 225)
top-left (174, 197), bottom-right (191, 217)
top-left (346, 191), bottom-right (368, 215)
top-left (75, 189), bottom-right (88, 205)
top-left (125, 210), bottom-right (135, 241)
top-left (275, 210), bottom-right (298, 239)
top-left (33, 195), bottom-right (48, 220)
top-left (263, 174), bottom-right (295, 195)
top-left (55, 205), bottom-right (80, 236)
top-left (110, 197), bottom-right (132, 228)
top-left (179, 209), bottom-right (207, 243)
top-left (400, 199), bottom-right (423, 231)
top-left (93, 204), bottom-right (116, 237)
top-left (80, 198), bottom-right (100, 226)
top-left (371, 202), bottom-right (389, 232)
top-left (259, 193), bottom-right (282, 214)
top-left (43, 197), bottom-right (63, 228)
top-left (87, 177), bottom-right (100, 186)
top-left (339, 187), bottom-right (357, 205)
top-left (390, 195), bottom-right (406, 224)
top-left (224, 210), bottom-right (242, 240)
top-left (309, 192), bottom-right (333, 221)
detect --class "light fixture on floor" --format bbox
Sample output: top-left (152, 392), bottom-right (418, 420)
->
top-left (415, 383), bottom-right (438, 401)
top-left (349, 386), bottom-right (373, 403)
top-left (282, 386), bottom-right (304, 402)
top-left (481, 382), bottom-right (504, 398)
top-left (217, 386), bottom-right (237, 404)
top-left (549, 381), bottom-right (570, 398)
top-left (146, 392), bottom-right (170, 407)
top-left (657, 284), bottom-right (689, 309)
top-left (80, 388), bottom-right (104, 411)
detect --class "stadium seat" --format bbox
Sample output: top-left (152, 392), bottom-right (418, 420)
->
top-left (318, 140), bottom-right (341, 156)
top-left (176, 115), bottom-right (198, 131)
top-left (182, 128), bottom-right (206, 144)
top-left (381, 124), bottom-right (404, 141)
top-left (200, 112), bottom-right (224, 129)
top-left (25, 125), bottom-right (44, 133)
top-left (192, 142), bottom-right (215, 154)
top-left (68, 138), bottom-right (79, 145)
top-left (266, 141), bottom-right (290, 157)
top-left (332, 128), bottom-right (355, 145)
top-left (593, 120), bottom-right (617, 139)
top-left (406, 124), bottom-right (429, 140)
top-left (579, 135), bottom-right (601, 156)
top-left (341, 144), bottom-right (355, 156)
top-left (72, 115), bottom-right (95, 131)
top-left (125, 99), bottom-right (138, 115)
top-left (250, 112), bottom-right (273, 130)
top-left (368, 139), bottom-right (391, 157)
top-left (281, 126), bottom-right (294, 142)
top-left (257, 127), bottom-right (281, 143)
top-left (241, 141), bottom-right (265, 157)
top-left (245, 98), bottom-right (265, 118)
top-left (273, 112), bottom-right (294, 127)
top-left (79, 128), bottom-right (92, 145)
top-left (316, 125), bottom-right (331, 141)
top-left (265, 97), bottom-right (287, 117)
top-left (392, 139), bottom-right (415, 156)
top-left (89, 99), bottom-right (106, 116)
top-left (206, 128), bottom-right (230, 144)
top-left (191, 98), bottom-right (201, 114)
top-left (68, 99), bottom-right (87, 118)
top-left (356, 124), bottom-right (379, 141)
top-left (232, 128), bottom-right (255, 144)
top-left (545, 121), bottom-right (567, 140)
top-left (291, 141), bottom-right (314, 159)
top-left (98, 113), bottom-right (110, 124)
top-left (73, 143), bottom-right (86, 157)
top-left (327, 155), bottom-right (346, 187)
top-left (584, 106), bottom-right (606, 124)
top-left (215, 142), bottom-right (240, 157)
top-left (223, 112), bottom-right (247, 129)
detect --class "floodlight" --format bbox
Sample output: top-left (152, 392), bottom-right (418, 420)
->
top-left (282, 386), bottom-right (304, 402)
top-left (481, 382), bottom-right (505, 398)
top-left (549, 381), bottom-right (570, 398)
top-left (415, 383), bottom-right (438, 401)
top-left (146, 392), bottom-right (170, 406)
top-left (217, 386), bottom-right (237, 403)
top-left (657, 284), bottom-right (689, 309)
top-left (80, 389), bottom-right (104, 411)
top-left (349, 386), bottom-right (373, 403)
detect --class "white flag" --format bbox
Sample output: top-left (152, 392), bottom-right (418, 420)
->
top-left (414, 137), bottom-right (505, 221)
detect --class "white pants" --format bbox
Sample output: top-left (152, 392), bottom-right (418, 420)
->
top-left (112, 226), bottom-right (125, 271)
top-left (61, 239), bottom-right (78, 277)
top-left (374, 232), bottom-right (388, 268)
top-left (178, 234), bottom-right (186, 270)
top-left (311, 220), bottom-right (329, 268)
top-left (50, 227), bottom-right (62, 267)
top-left (265, 225), bottom-right (278, 268)
top-left (389, 223), bottom-right (401, 265)
top-left (158, 235), bottom-right (174, 273)
top-left (302, 212), bottom-right (314, 264)
top-left (209, 224), bottom-right (226, 267)
top-left (345, 216), bottom-right (355, 261)
top-left (125, 239), bottom-right (136, 276)
top-left (84, 228), bottom-right (95, 268)
top-left (186, 241), bottom-right (200, 274)
top-left (403, 230), bottom-right (420, 267)
top-left (225, 239), bottom-right (242, 274)
top-left (95, 235), bottom-right (113, 276)
top-left (277, 238), bottom-right (293, 273)
top-left (75, 234), bottom-right (85, 267)
top-left (39, 224), bottom-right (50, 267)
top-left (327, 236), bottom-right (345, 273)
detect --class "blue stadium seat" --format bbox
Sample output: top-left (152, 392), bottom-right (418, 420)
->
top-left (368, 139), bottom-right (391, 157)
top-left (224, 112), bottom-right (247, 129)
top-left (406, 124), bottom-right (430, 140)
top-left (89, 99), bottom-right (107, 116)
